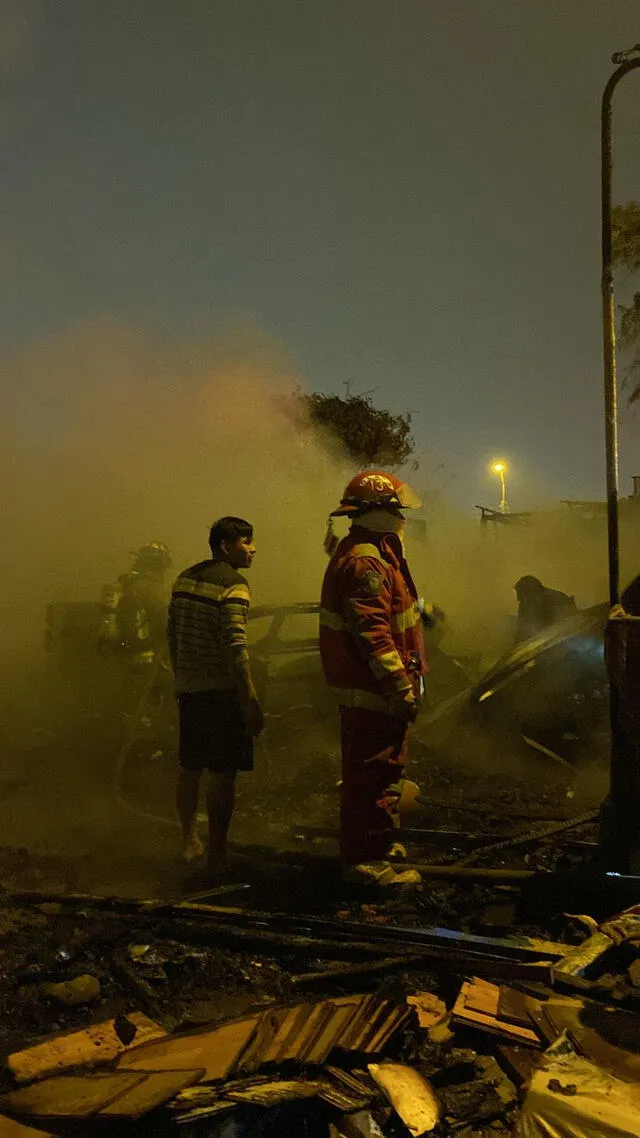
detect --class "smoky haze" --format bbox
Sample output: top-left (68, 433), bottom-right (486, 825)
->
top-left (2, 318), bottom-right (352, 657)
top-left (3, 317), bottom-right (637, 668)
top-left (0, 321), bottom-right (628, 887)
top-left (408, 499), bottom-right (640, 667)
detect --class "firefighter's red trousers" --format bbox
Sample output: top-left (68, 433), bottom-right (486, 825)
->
top-left (339, 706), bottom-right (409, 866)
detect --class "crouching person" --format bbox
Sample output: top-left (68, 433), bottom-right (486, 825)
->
top-left (167, 517), bottom-right (263, 874)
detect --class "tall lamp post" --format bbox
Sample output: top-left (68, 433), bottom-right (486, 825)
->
top-left (490, 460), bottom-right (509, 513)
top-left (601, 45), bottom-right (640, 873)
top-left (602, 44), bottom-right (640, 606)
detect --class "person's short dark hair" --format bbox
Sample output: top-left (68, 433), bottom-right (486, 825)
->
top-left (209, 516), bottom-right (253, 555)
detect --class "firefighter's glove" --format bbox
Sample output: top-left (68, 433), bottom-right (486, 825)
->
top-left (386, 690), bottom-right (419, 722)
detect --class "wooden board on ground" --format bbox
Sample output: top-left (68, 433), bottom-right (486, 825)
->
top-left (497, 987), bottom-right (535, 1028)
top-left (118, 1018), bottom-right (259, 1082)
top-left (496, 1044), bottom-right (543, 1089)
top-left (406, 992), bottom-right (447, 1029)
top-left (271, 1003), bottom-right (317, 1064)
top-left (526, 1001), bottom-right (560, 1047)
top-left (285, 1002), bottom-right (335, 1063)
top-left (6, 1013), bottom-right (167, 1084)
top-left (99, 1069), bottom-right (204, 1118)
top-left (306, 1001), bottom-right (362, 1065)
top-left (232, 1007), bottom-right (289, 1075)
top-left (0, 1074), bottom-right (145, 1119)
top-left (339, 994), bottom-right (378, 1051)
top-left (325, 1067), bottom-right (377, 1098)
top-left (452, 980), bottom-right (541, 1047)
top-left (116, 994), bottom-right (398, 1091)
top-left (367, 1008), bottom-right (411, 1055)
top-left (165, 1083), bottom-right (237, 1112)
top-left (463, 977), bottom-right (500, 1017)
top-left (300, 1003), bottom-right (358, 1064)
top-left (297, 1004), bottom-right (342, 1066)
top-left (315, 1078), bottom-right (371, 1111)
top-left (352, 999), bottom-right (392, 1052)
top-left (253, 997), bottom-right (364, 1066)
top-left (261, 1005), bottom-right (309, 1065)
top-left (226, 1080), bottom-right (319, 1107)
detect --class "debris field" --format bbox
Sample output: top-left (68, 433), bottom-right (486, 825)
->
top-left (0, 838), bottom-right (638, 1138)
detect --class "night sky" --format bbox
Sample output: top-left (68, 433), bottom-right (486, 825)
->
top-left (2, 1), bottom-right (640, 510)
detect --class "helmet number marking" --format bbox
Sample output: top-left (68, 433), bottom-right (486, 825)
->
top-left (360, 474), bottom-right (394, 493)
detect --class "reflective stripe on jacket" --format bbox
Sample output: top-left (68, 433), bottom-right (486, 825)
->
top-left (319, 526), bottom-right (427, 715)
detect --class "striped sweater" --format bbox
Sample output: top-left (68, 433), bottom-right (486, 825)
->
top-left (167, 560), bottom-right (251, 693)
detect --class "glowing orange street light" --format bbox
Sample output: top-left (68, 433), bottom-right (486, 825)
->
top-left (490, 459), bottom-right (509, 513)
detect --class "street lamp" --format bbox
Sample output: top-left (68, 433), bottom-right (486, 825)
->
top-left (490, 460), bottom-right (509, 513)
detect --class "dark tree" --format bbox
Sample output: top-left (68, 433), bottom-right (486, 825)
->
top-left (612, 202), bottom-right (640, 401)
top-left (300, 391), bottom-right (415, 468)
top-left (613, 202), bottom-right (640, 271)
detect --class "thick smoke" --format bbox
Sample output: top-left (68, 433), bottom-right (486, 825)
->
top-left (0, 319), bottom-right (353, 870)
top-left (5, 316), bottom-right (634, 669)
top-left (1, 319), bottom-right (630, 868)
top-left (409, 499), bottom-right (640, 668)
top-left (2, 318), bottom-right (348, 657)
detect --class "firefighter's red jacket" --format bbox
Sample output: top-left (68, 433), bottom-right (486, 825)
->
top-left (319, 527), bottom-right (427, 715)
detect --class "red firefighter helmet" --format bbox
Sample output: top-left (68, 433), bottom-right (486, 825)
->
top-left (330, 471), bottom-right (422, 517)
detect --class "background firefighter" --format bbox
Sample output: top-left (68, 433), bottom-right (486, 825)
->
top-left (99, 542), bottom-right (172, 661)
top-left (319, 471), bottom-right (428, 887)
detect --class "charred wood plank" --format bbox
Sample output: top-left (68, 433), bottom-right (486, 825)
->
top-left (151, 919), bottom-right (555, 984)
top-left (8, 890), bottom-right (563, 965)
top-left (150, 916), bottom-right (411, 960)
top-left (289, 955), bottom-right (429, 987)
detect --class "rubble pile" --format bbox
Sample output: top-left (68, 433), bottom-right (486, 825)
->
top-left (0, 885), bottom-right (637, 1136)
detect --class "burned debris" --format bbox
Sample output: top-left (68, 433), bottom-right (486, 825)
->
top-left (0, 875), bottom-right (637, 1137)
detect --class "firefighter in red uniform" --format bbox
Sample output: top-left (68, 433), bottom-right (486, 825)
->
top-left (320, 471), bottom-right (427, 886)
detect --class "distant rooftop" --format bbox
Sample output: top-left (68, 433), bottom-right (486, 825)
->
top-left (474, 506), bottom-right (531, 525)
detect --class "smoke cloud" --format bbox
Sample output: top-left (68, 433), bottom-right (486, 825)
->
top-left (0, 316), bottom-right (630, 878)
top-left (2, 318), bottom-right (348, 655)
top-left (4, 316), bottom-right (638, 671)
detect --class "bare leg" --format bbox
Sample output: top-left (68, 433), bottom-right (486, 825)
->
top-left (207, 771), bottom-right (236, 872)
top-left (177, 768), bottom-right (204, 860)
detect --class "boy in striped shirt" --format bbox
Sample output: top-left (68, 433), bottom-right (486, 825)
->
top-left (167, 517), bottom-right (263, 872)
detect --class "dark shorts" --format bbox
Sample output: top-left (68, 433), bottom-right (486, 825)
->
top-left (177, 690), bottom-right (254, 773)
